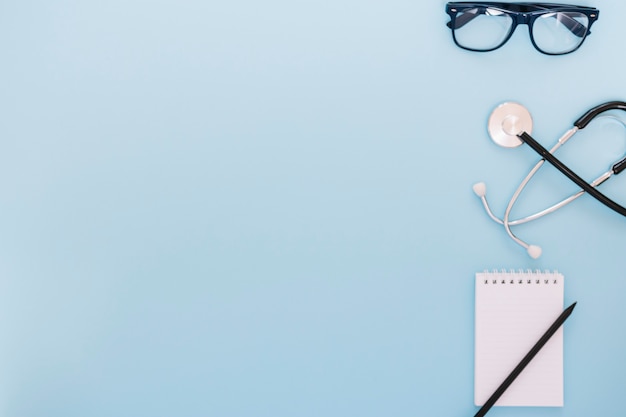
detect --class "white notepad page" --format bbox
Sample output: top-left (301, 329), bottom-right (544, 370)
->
top-left (475, 271), bottom-right (564, 407)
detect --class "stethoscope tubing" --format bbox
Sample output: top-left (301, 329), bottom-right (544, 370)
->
top-left (479, 170), bottom-right (609, 226)
top-left (478, 130), bottom-right (613, 226)
top-left (518, 121), bottom-right (626, 217)
top-left (574, 101), bottom-right (626, 129)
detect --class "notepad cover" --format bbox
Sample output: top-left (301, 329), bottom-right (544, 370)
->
top-left (474, 271), bottom-right (564, 407)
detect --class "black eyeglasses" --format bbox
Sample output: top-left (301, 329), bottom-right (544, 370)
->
top-left (445, 2), bottom-right (599, 55)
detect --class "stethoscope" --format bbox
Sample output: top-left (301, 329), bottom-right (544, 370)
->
top-left (474, 101), bottom-right (626, 258)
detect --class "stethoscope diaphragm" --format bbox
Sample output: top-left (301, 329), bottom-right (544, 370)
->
top-left (487, 102), bottom-right (533, 148)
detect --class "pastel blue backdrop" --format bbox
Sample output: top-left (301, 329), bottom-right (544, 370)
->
top-left (1, 1), bottom-right (625, 416)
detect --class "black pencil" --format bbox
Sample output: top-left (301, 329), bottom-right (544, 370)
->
top-left (474, 301), bottom-right (577, 417)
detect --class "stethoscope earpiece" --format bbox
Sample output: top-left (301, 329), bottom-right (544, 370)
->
top-left (527, 245), bottom-right (542, 259)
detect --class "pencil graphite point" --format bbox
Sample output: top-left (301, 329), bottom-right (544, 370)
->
top-left (567, 302), bottom-right (577, 313)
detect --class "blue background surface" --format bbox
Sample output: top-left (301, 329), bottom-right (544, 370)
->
top-left (1, 1), bottom-right (625, 416)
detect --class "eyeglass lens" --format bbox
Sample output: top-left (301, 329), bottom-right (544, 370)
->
top-left (454, 8), bottom-right (514, 51)
top-left (453, 8), bottom-right (590, 54)
top-left (532, 12), bottom-right (589, 54)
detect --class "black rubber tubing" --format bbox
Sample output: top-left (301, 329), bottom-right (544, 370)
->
top-left (574, 101), bottom-right (626, 129)
top-left (518, 131), bottom-right (626, 217)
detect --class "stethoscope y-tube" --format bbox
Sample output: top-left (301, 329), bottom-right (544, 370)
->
top-left (475, 101), bottom-right (626, 258)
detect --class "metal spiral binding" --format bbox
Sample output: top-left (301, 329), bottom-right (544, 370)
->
top-left (478, 270), bottom-right (562, 285)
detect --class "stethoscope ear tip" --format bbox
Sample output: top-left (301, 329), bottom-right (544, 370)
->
top-left (473, 182), bottom-right (487, 197)
top-left (527, 245), bottom-right (542, 259)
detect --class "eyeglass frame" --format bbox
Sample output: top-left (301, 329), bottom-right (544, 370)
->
top-left (445, 2), bottom-right (600, 55)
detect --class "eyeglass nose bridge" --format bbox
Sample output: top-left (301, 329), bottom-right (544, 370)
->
top-left (512, 11), bottom-right (533, 24)
top-left (517, 13), bottom-right (541, 45)
top-left (508, 11), bottom-right (538, 36)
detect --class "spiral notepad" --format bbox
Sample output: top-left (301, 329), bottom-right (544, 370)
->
top-left (475, 271), bottom-right (564, 407)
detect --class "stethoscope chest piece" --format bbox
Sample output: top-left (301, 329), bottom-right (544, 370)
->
top-left (488, 102), bottom-right (533, 148)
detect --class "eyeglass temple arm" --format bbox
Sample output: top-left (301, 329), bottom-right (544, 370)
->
top-left (556, 14), bottom-right (588, 37)
top-left (447, 9), bottom-right (482, 29)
